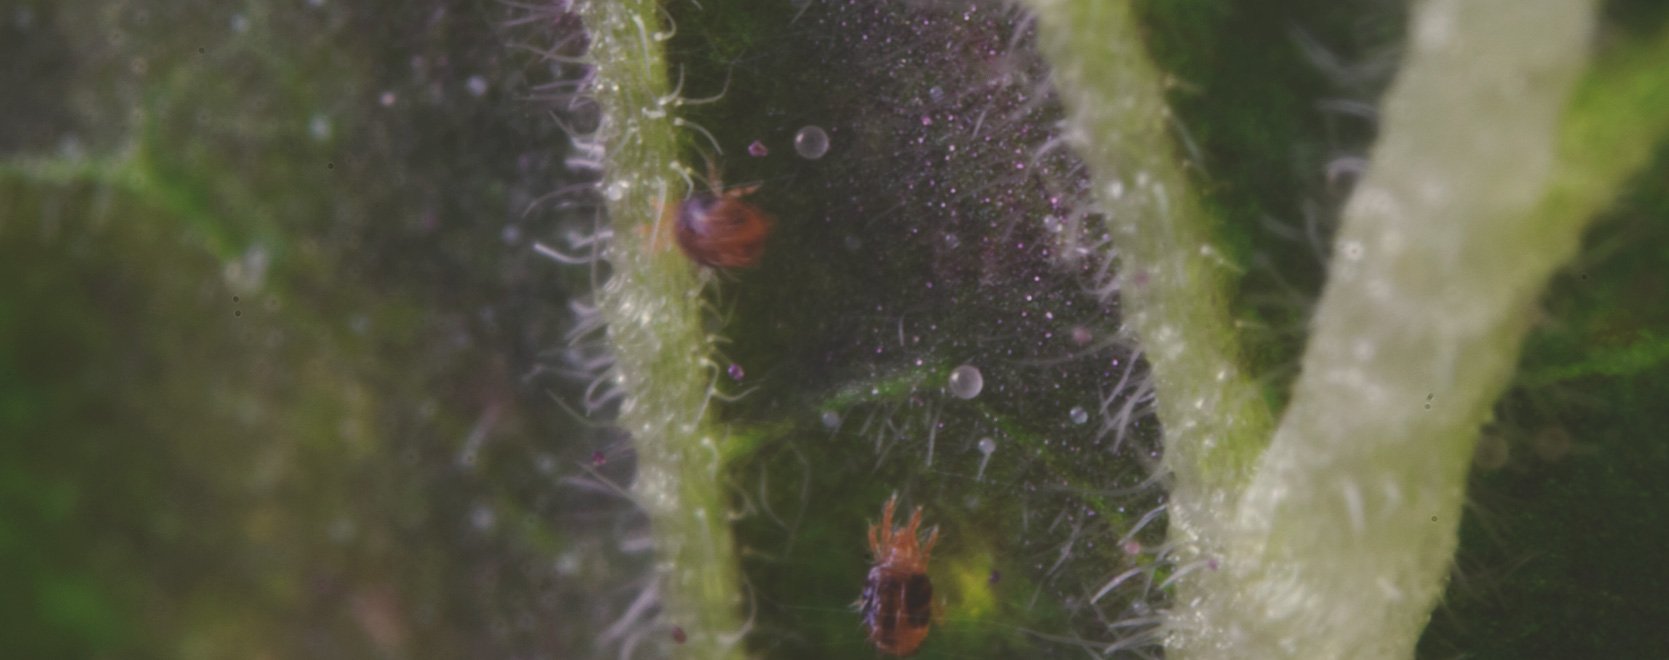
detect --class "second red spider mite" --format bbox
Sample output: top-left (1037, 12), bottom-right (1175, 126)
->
top-left (661, 160), bottom-right (774, 269)
top-left (859, 494), bottom-right (940, 657)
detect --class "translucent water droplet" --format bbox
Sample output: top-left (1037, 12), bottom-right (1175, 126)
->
top-left (1069, 406), bottom-right (1089, 424)
top-left (821, 411), bottom-right (841, 429)
top-left (1534, 427), bottom-right (1572, 462)
top-left (309, 114), bottom-right (332, 141)
top-left (975, 437), bottom-right (996, 481)
top-left (466, 75), bottom-right (488, 97)
top-left (794, 125), bottom-right (829, 159)
top-left (1473, 431), bottom-right (1509, 470)
top-left (947, 364), bottom-right (984, 399)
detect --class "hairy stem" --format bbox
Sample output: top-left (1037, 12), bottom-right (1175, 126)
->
top-left (1028, 0), bottom-right (1669, 657)
top-left (577, 0), bottom-right (744, 656)
top-left (1175, 1), bottom-right (1601, 656)
top-left (1023, 0), bottom-right (1277, 558)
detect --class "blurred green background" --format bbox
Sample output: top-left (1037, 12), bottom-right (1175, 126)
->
top-left (2, 0), bottom-right (1666, 658)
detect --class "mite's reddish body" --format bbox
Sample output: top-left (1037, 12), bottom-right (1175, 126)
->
top-left (860, 495), bottom-right (939, 656)
top-left (670, 180), bottom-right (772, 269)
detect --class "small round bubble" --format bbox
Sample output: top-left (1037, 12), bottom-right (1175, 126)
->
top-left (947, 364), bottom-right (984, 400)
top-left (1069, 406), bottom-right (1088, 425)
top-left (1533, 427), bottom-right (1572, 462)
top-left (1473, 431), bottom-right (1509, 470)
top-left (793, 125), bottom-right (830, 159)
top-left (821, 411), bottom-right (842, 429)
top-left (973, 436), bottom-right (997, 481)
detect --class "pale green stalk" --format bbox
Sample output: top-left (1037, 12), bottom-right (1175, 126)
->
top-left (576, 0), bottom-right (743, 657)
top-left (1026, 0), bottom-right (1669, 657)
top-left (1022, 0), bottom-right (1277, 562)
top-left (1175, 2), bottom-right (1596, 656)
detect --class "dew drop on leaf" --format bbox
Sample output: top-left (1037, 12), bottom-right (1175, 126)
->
top-left (975, 437), bottom-right (997, 481)
top-left (947, 364), bottom-right (984, 399)
top-left (793, 125), bottom-right (829, 159)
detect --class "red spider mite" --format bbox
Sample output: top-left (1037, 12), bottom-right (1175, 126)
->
top-left (658, 160), bottom-right (774, 268)
top-left (859, 494), bottom-right (940, 657)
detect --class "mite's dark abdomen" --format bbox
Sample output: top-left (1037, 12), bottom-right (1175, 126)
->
top-left (904, 573), bottom-right (933, 627)
top-left (863, 567), bottom-right (933, 651)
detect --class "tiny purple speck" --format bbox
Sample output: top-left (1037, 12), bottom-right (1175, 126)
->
top-left (747, 140), bottom-right (768, 157)
top-left (590, 450), bottom-right (606, 467)
top-left (727, 363), bottom-right (746, 381)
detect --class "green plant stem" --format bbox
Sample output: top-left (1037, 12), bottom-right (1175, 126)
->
top-left (577, 0), bottom-right (743, 657)
top-left (1029, 0), bottom-right (1669, 657)
top-left (1176, 1), bottom-right (1603, 656)
top-left (1023, 0), bottom-right (1274, 590)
